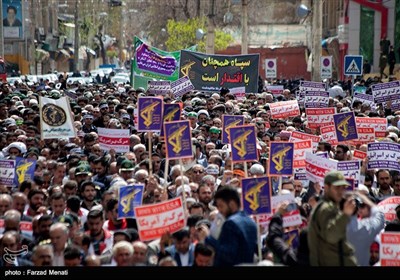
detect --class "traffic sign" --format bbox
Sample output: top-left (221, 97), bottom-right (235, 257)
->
top-left (344, 55), bottom-right (363, 76)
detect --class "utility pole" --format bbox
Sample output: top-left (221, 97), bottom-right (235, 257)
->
top-left (0, 0), bottom-right (4, 58)
top-left (241, 0), bottom-right (248, 54)
top-left (119, 5), bottom-right (123, 66)
top-left (206, 0), bottom-right (215, 54)
top-left (73, 0), bottom-right (79, 72)
top-left (311, 0), bottom-right (322, 81)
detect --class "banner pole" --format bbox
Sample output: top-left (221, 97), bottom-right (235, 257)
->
top-left (148, 132), bottom-right (153, 176)
top-left (179, 158), bottom-right (187, 209)
top-left (163, 159), bottom-right (169, 188)
top-left (256, 215), bottom-right (262, 262)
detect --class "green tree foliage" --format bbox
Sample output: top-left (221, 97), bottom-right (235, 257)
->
top-left (165, 17), bottom-right (233, 52)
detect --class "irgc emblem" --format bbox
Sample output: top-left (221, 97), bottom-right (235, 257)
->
top-left (42, 104), bottom-right (67, 126)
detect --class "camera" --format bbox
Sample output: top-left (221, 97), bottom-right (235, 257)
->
top-left (340, 194), bottom-right (363, 215)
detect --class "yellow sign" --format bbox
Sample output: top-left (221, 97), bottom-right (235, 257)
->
top-left (244, 181), bottom-right (267, 211)
top-left (140, 101), bottom-right (160, 127)
top-left (233, 130), bottom-right (252, 157)
top-left (16, 161), bottom-right (34, 184)
top-left (337, 115), bottom-right (352, 138)
top-left (271, 146), bottom-right (292, 172)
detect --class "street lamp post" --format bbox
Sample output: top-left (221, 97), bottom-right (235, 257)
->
top-left (311, 0), bottom-right (322, 82)
top-left (0, 1), bottom-right (4, 58)
top-left (241, 0), bottom-right (248, 54)
top-left (297, 2), bottom-right (322, 82)
top-left (73, 0), bottom-right (79, 72)
top-left (206, 0), bottom-right (215, 54)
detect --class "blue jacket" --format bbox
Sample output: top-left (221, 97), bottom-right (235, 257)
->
top-left (206, 211), bottom-right (257, 266)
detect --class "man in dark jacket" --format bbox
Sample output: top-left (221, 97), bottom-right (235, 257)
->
top-left (197, 187), bottom-right (257, 266)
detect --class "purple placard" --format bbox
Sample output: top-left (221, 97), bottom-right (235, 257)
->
top-left (164, 120), bottom-right (192, 160)
top-left (65, 91), bottom-right (77, 100)
top-left (304, 91), bottom-right (329, 108)
top-left (315, 151), bottom-right (329, 158)
top-left (137, 97), bottom-right (163, 132)
top-left (268, 142), bottom-right (294, 176)
top-left (171, 76), bottom-right (195, 98)
top-left (333, 111), bottom-right (358, 142)
top-left (136, 44), bottom-right (177, 76)
top-left (294, 172), bottom-right (307, 181)
top-left (367, 142), bottom-right (400, 171)
top-left (372, 81), bottom-right (400, 104)
top-left (0, 160), bottom-right (15, 186)
top-left (283, 229), bottom-right (300, 250)
top-left (147, 81), bottom-right (171, 95)
top-left (390, 100), bottom-right (400, 111)
top-left (160, 103), bottom-right (181, 137)
top-left (222, 115), bottom-right (245, 144)
top-left (345, 178), bottom-right (355, 192)
top-left (242, 176), bottom-right (272, 215)
top-left (353, 92), bottom-right (374, 103)
top-left (337, 160), bottom-right (361, 189)
top-left (229, 125), bottom-right (257, 162)
top-left (300, 81), bottom-right (327, 90)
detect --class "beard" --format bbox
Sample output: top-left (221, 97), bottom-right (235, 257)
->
top-left (379, 183), bottom-right (391, 190)
top-left (30, 202), bottom-right (42, 211)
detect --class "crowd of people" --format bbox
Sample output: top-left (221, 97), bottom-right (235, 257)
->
top-left (0, 72), bottom-right (399, 267)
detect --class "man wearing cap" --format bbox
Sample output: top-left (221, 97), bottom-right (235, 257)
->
top-left (197, 110), bottom-right (209, 125)
top-left (211, 104), bottom-right (225, 118)
top-left (82, 114), bottom-right (97, 133)
top-left (93, 102), bottom-right (109, 128)
top-left (187, 112), bottom-right (198, 129)
top-left (119, 159), bottom-right (135, 181)
top-left (75, 164), bottom-right (93, 189)
top-left (207, 126), bottom-right (223, 149)
top-left (308, 171), bottom-right (358, 266)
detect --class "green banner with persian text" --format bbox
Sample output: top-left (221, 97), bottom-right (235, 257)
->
top-left (131, 37), bottom-right (196, 90)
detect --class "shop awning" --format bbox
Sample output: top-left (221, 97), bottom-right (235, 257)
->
top-left (35, 49), bottom-right (50, 62)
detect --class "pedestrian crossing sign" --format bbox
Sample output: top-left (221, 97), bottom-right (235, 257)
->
top-left (344, 55), bottom-right (363, 76)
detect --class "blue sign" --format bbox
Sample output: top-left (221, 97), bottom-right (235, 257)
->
top-left (333, 111), bottom-right (358, 142)
top-left (118, 185), bottom-right (144, 219)
top-left (242, 176), bottom-right (272, 215)
top-left (14, 157), bottom-right (36, 187)
top-left (230, 125), bottom-right (258, 162)
top-left (284, 229), bottom-right (300, 250)
top-left (268, 142), bottom-right (294, 176)
top-left (165, 120), bottom-right (193, 160)
top-left (344, 55), bottom-right (363, 76)
top-left (137, 97), bottom-right (163, 132)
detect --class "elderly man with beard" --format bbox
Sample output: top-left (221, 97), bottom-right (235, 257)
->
top-left (371, 169), bottom-right (395, 202)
